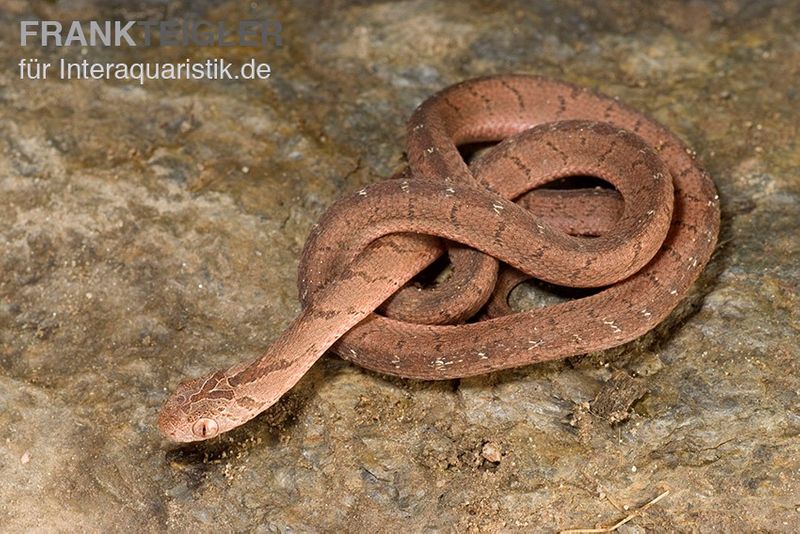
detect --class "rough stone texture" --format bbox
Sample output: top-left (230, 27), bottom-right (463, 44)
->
top-left (1, 0), bottom-right (798, 531)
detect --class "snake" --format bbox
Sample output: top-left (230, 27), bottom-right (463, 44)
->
top-left (157, 74), bottom-right (720, 443)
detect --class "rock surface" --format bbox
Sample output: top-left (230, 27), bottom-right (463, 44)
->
top-left (1, 0), bottom-right (798, 531)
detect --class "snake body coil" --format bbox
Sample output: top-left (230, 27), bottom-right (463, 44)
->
top-left (158, 75), bottom-right (720, 443)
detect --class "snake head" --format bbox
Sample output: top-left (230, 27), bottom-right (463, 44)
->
top-left (157, 370), bottom-right (244, 443)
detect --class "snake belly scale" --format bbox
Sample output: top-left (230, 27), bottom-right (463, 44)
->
top-left (158, 75), bottom-right (720, 442)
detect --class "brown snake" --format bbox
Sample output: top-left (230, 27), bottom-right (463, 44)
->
top-left (158, 75), bottom-right (720, 442)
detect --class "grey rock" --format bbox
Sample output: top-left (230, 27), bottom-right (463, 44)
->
top-left (1, 0), bottom-right (798, 531)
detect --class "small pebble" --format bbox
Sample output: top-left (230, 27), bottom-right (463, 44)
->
top-left (481, 442), bottom-right (502, 463)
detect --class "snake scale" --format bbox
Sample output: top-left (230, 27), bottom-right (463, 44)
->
top-left (158, 75), bottom-right (720, 442)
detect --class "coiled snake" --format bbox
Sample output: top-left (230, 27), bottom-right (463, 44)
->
top-left (158, 75), bottom-right (720, 442)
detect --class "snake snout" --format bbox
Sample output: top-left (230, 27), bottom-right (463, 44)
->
top-left (156, 391), bottom-right (196, 442)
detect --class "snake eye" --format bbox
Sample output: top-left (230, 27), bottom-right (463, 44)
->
top-left (192, 418), bottom-right (219, 439)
